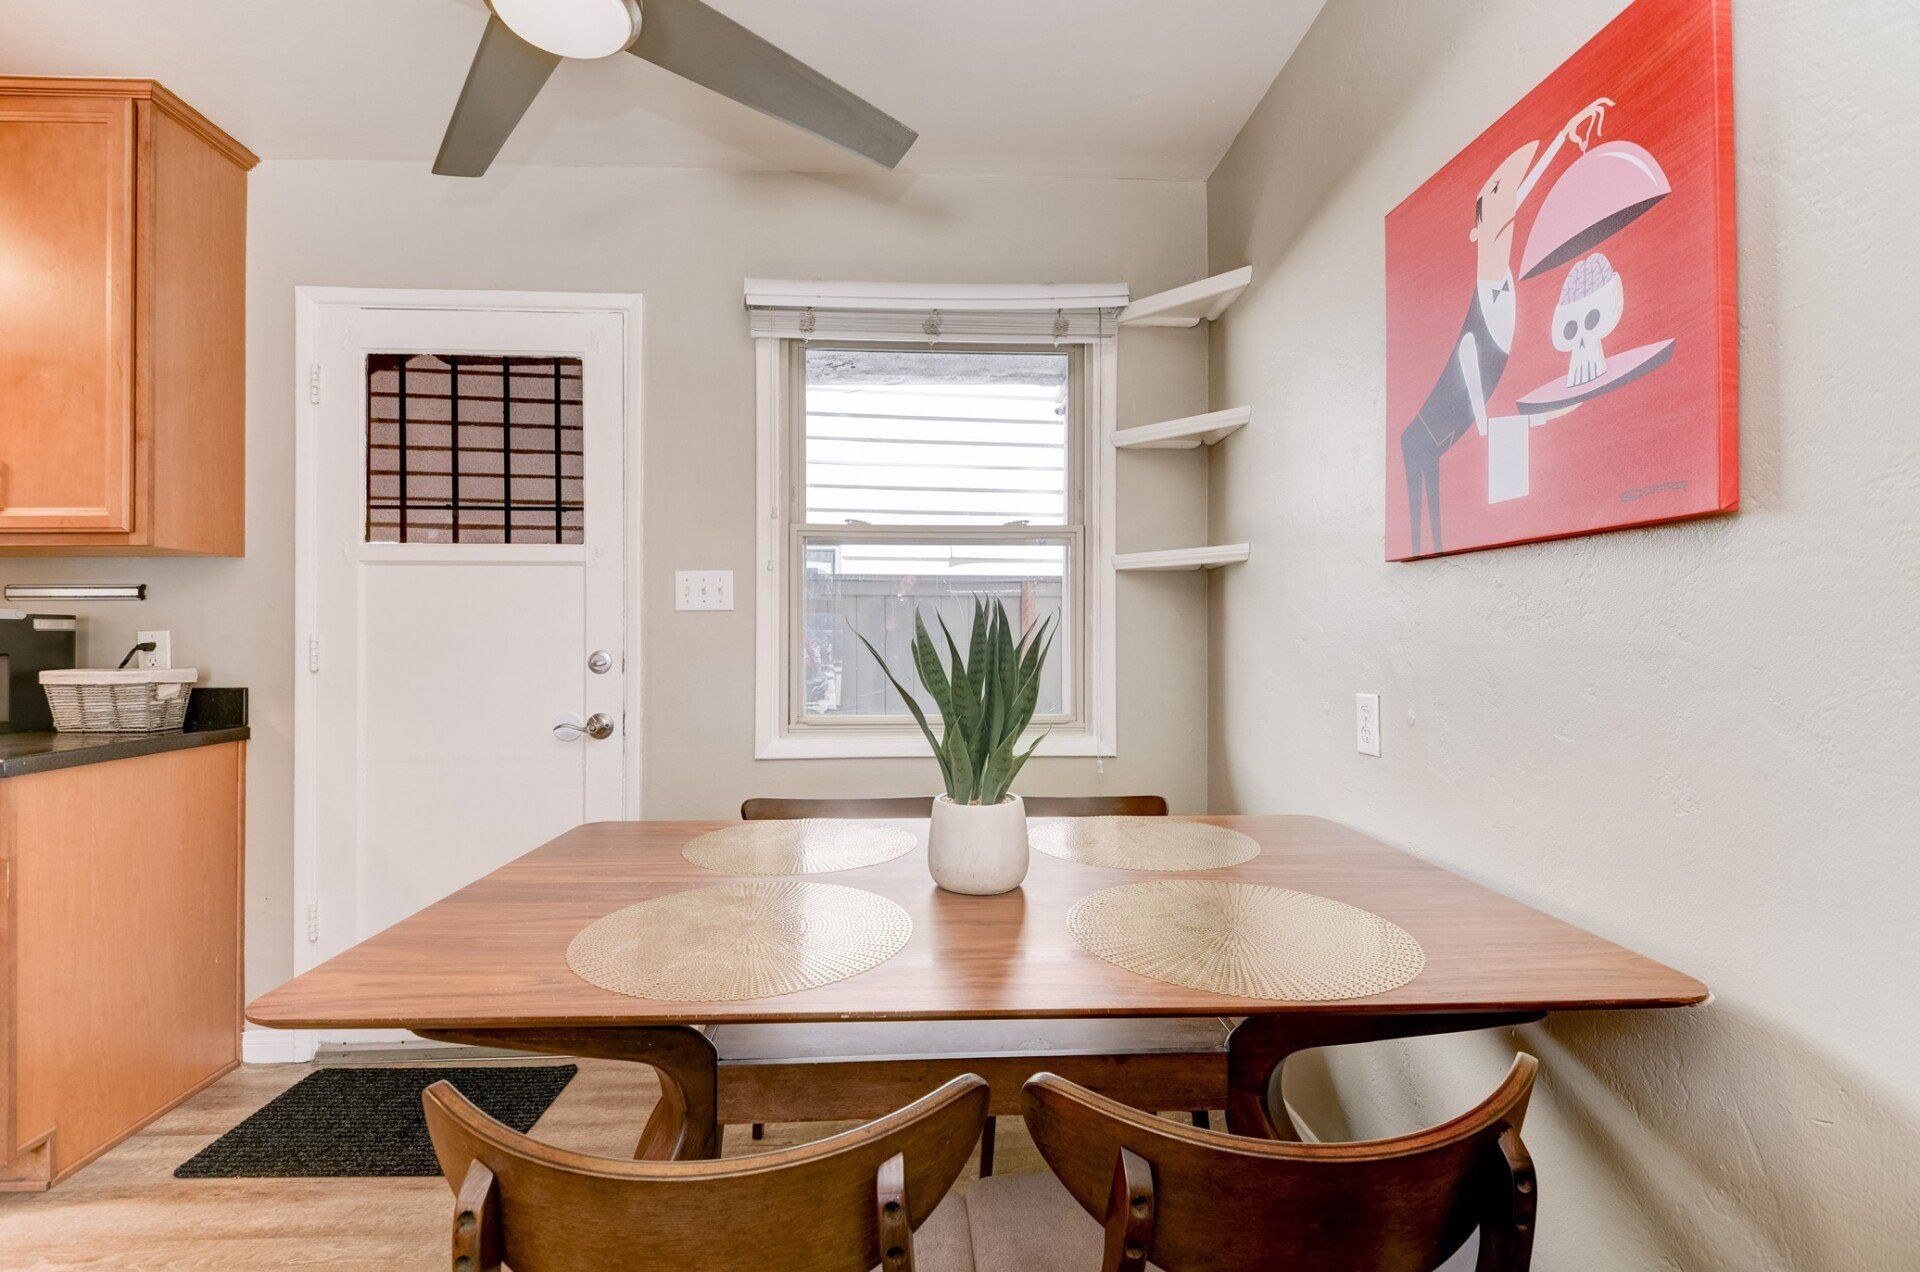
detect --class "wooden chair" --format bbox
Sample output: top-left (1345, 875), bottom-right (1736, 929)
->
top-left (962, 1057), bottom-right (1539, 1271)
top-left (722, 795), bottom-right (1221, 1173)
top-left (739, 795), bottom-right (1171, 820)
top-left (422, 1073), bottom-right (989, 1272)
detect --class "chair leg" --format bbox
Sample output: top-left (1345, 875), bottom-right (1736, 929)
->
top-left (1189, 1110), bottom-right (1209, 1130)
top-left (979, 1115), bottom-right (996, 1177)
top-left (751, 1122), bottom-right (765, 1140)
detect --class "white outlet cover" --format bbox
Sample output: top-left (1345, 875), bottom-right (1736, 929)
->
top-left (136, 629), bottom-right (174, 670)
top-left (675, 570), bottom-right (734, 611)
top-left (1356, 693), bottom-right (1381, 757)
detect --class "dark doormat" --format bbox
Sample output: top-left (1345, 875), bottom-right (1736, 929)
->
top-left (175, 1065), bottom-right (578, 1179)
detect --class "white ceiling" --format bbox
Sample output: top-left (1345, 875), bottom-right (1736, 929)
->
top-left (0, 0), bottom-right (1324, 179)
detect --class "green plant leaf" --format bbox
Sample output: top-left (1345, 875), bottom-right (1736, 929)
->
top-left (853, 629), bottom-right (949, 789)
top-left (966, 598), bottom-right (990, 705)
top-left (911, 615), bottom-right (955, 726)
top-left (1003, 732), bottom-right (1047, 792)
top-left (1010, 617), bottom-right (1052, 734)
top-left (1001, 632), bottom-right (1052, 746)
top-left (978, 729), bottom-right (1020, 805)
top-left (946, 722), bottom-right (976, 804)
top-left (1017, 613), bottom-right (1053, 685)
top-left (993, 599), bottom-right (1019, 707)
top-left (937, 613), bottom-right (981, 739)
top-left (984, 644), bottom-right (1006, 765)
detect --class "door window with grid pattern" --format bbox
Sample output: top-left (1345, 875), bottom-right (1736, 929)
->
top-left (366, 354), bottom-right (584, 544)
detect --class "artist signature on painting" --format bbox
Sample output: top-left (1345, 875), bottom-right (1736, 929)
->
top-left (1619, 480), bottom-right (1689, 503)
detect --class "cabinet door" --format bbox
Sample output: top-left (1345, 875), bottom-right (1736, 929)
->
top-left (0, 95), bottom-right (135, 533)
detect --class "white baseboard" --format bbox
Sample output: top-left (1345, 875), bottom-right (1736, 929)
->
top-left (242, 1027), bottom-right (317, 1065)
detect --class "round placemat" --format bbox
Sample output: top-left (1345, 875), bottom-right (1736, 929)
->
top-left (567, 881), bottom-right (911, 1002)
top-left (682, 820), bottom-right (918, 876)
top-left (1067, 880), bottom-right (1424, 1002)
top-left (1030, 817), bottom-right (1260, 872)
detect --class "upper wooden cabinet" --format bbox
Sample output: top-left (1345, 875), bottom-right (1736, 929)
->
top-left (0, 79), bottom-right (255, 555)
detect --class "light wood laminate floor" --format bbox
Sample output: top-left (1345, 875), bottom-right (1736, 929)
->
top-left (0, 1057), bottom-right (1050, 1269)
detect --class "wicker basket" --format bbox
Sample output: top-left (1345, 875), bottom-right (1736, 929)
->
top-left (39, 669), bottom-right (197, 733)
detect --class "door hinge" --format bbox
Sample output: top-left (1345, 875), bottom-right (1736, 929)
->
top-left (307, 634), bottom-right (322, 673)
top-left (306, 900), bottom-right (320, 943)
top-left (308, 364), bottom-right (322, 405)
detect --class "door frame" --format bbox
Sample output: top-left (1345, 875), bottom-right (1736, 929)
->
top-left (283, 287), bottom-right (642, 1059)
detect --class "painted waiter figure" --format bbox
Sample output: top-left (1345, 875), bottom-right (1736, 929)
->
top-left (1400, 98), bottom-right (1611, 555)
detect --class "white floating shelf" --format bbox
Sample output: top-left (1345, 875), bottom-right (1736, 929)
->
top-left (1113, 544), bottom-right (1251, 572)
top-left (1113, 406), bottom-right (1250, 450)
top-left (1118, 266), bottom-right (1253, 328)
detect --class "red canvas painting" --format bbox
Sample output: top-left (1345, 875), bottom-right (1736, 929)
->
top-left (1385, 0), bottom-right (1736, 561)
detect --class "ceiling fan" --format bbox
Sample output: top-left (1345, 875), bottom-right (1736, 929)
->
top-left (435, 0), bottom-right (919, 177)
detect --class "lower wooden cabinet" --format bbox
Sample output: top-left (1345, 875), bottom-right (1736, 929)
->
top-left (0, 742), bottom-right (245, 1190)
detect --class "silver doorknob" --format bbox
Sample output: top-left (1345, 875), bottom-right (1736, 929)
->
top-left (553, 712), bottom-right (616, 741)
top-left (587, 649), bottom-right (614, 674)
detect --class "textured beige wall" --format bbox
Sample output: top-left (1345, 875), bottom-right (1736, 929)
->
top-left (1206, 0), bottom-right (1919, 1267)
top-left (0, 163), bottom-right (1212, 998)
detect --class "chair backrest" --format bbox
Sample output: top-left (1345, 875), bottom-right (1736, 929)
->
top-left (1023, 1056), bottom-right (1539, 1272)
top-left (1026, 794), bottom-right (1168, 818)
top-left (424, 1073), bottom-right (988, 1272)
top-left (740, 794), bottom-right (1169, 820)
top-left (743, 795), bottom-right (935, 820)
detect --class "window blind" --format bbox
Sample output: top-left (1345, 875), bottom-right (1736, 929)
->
top-left (746, 279), bottom-right (1127, 345)
top-left (803, 347), bottom-right (1070, 527)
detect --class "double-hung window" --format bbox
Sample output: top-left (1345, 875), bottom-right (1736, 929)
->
top-left (751, 282), bottom-right (1122, 759)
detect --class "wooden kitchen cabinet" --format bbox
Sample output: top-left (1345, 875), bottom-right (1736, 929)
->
top-left (0, 741), bottom-right (246, 1190)
top-left (0, 79), bottom-right (256, 555)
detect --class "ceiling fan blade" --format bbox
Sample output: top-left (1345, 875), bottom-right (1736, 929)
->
top-left (630, 0), bottom-right (917, 169)
top-left (433, 15), bottom-right (564, 177)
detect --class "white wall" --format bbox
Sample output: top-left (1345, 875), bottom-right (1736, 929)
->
top-left (0, 163), bottom-right (1212, 998)
top-left (1206, 0), bottom-right (1919, 1267)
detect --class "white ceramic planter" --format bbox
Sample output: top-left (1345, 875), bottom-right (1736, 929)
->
top-left (927, 794), bottom-right (1029, 895)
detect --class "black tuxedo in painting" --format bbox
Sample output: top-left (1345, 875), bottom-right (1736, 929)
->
top-left (1398, 288), bottom-right (1513, 555)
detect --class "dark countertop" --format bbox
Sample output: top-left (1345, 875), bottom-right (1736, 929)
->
top-left (0, 687), bottom-right (249, 779)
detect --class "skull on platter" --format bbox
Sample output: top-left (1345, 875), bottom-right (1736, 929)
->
top-left (1552, 252), bottom-right (1624, 387)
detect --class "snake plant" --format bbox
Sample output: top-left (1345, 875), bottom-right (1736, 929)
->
top-left (855, 597), bottom-right (1054, 806)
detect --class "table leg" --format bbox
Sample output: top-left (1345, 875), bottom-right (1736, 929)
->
top-left (1225, 1012), bottom-right (1544, 1141)
top-left (415, 1025), bottom-right (722, 1161)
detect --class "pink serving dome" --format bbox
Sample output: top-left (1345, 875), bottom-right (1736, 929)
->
top-left (1520, 141), bottom-right (1671, 280)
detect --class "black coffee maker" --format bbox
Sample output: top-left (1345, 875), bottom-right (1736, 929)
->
top-left (0, 611), bottom-right (78, 733)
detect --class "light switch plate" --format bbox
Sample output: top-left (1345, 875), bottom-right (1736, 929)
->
top-left (1356, 693), bottom-right (1381, 757)
top-left (675, 571), bottom-right (734, 611)
top-left (136, 629), bottom-right (173, 670)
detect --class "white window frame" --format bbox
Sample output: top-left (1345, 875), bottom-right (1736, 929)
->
top-left (755, 335), bottom-right (1117, 759)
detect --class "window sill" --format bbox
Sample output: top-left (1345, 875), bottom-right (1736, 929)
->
top-left (755, 727), bottom-right (1115, 761)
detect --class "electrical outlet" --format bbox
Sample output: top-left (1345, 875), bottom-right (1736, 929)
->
top-left (136, 629), bottom-right (173, 670)
top-left (675, 571), bottom-right (734, 611)
top-left (1356, 693), bottom-right (1381, 757)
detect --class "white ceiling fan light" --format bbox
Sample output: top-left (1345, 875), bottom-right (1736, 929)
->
top-left (487, 0), bottom-right (642, 61)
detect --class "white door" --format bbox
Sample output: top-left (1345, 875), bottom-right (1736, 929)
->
top-left (295, 292), bottom-right (637, 1046)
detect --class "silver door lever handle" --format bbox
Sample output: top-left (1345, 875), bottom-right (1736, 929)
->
top-left (553, 712), bottom-right (615, 741)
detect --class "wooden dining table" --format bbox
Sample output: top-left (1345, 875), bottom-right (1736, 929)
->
top-left (246, 815), bottom-right (1707, 1160)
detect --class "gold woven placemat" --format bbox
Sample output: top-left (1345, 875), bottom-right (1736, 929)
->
top-left (1030, 817), bottom-right (1260, 872)
top-left (1067, 880), bottom-right (1425, 1002)
top-left (567, 881), bottom-right (911, 1002)
top-left (682, 820), bottom-right (917, 876)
